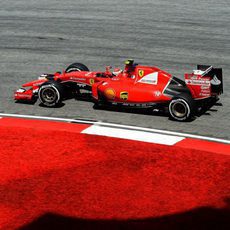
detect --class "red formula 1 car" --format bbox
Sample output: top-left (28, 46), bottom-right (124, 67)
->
top-left (14, 60), bottom-right (223, 121)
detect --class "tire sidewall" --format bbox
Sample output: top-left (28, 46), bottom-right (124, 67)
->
top-left (38, 82), bottom-right (61, 107)
top-left (65, 63), bottom-right (89, 73)
top-left (169, 97), bottom-right (192, 121)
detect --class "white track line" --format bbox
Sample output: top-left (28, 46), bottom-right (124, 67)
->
top-left (82, 125), bottom-right (184, 145)
top-left (95, 121), bottom-right (230, 144)
top-left (0, 113), bottom-right (229, 144)
top-left (0, 113), bottom-right (95, 124)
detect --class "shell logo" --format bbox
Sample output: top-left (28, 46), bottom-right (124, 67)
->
top-left (104, 88), bottom-right (116, 100)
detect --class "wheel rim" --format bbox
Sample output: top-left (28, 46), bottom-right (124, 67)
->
top-left (171, 101), bottom-right (187, 118)
top-left (41, 88), bottom-right (57, 103)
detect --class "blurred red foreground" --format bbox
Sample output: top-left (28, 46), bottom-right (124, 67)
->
top-left (0, 118), bottom-right (229, 229)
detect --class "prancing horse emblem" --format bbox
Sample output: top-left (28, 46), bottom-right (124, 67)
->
top-left (138, 69), bottom-right (144, 78)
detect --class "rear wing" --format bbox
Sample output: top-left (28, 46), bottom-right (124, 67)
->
top-left (185, 65), bottom-right (223, 99)
top-left (197, 65), bottom-right (223, 94)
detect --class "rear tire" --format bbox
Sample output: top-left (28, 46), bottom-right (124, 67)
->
top-left (65, 63), bottom-right (89, 73)
top-left (169, 94), bottom-right (195, 121)
top-left (38, 81), bottom-right (64, 107)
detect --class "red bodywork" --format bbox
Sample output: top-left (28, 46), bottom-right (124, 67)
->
top-left (92, 66), bottom-right (172, 104)
top-left (15, 71), bottom-right (101, 101)
top-left (14, 63), bottom-right (223, 106)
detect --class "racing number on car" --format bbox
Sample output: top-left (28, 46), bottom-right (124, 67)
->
top-left (89, 79), bottom-right (94, 85)
top-left (138, 70), bottom-right (144, 78)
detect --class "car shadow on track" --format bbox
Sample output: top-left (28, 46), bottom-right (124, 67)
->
top-left (38, 102), bottom-right (66, 108)
top-left (19, 198), bottom-right (230, 230)
top-left (196, 101), bottom-right (223, 118)
top-left (15, 100), bottom-right (37, 105)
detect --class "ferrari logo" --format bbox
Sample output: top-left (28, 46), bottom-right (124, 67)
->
top-left (138, 70), bottom-right (144, 78)
top-left (89, 79), bottom-right (94, 85)
top-left (120, 91), bottom-right (128, 100)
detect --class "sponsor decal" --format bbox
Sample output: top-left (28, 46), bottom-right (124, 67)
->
top-left (119, 103), bottom-right (156, 107)
top-left (191, 75), bottom-right (199, 79)
top-left (154, 90), bottom-right (161, 97)
top-left (15, 94), bottom-right (31, 98)
top-left (70, 77), bottom-right (86, 81)
top-left (16, 88), bottom-right (26, 93)
top-left (138, 72), bottom-right (158, 85)
top-left (85, 72), bottom-right (92, 76)
top-left (185, 79), bottom-right (210, 86)
top-left (138, 69), bottom-right (144, 78)
top-left (34, 83), bottom-right (44, 86)
top-left (193, 70), bottom-right (205, 75)
top-left (33, 89), bottom-right (39, 93)
top-left (40, 84), bottom-right (53, 89)
top-left (89, 79), bottom-right (94, 85)
top-left (120, 91), bottom-right (128, 100)
top-left (201, 89), bottom-right (210, 93)
top-left (38, 75), bottom-right (48, 80)
top-left (78, 83), bottom-right (87, 88)
top-left (104, 88), bottom-right (116, 100)
top-left (201, 85), bottom-right (210, 90)
top-left (199, 92), bottom-right (210, 97)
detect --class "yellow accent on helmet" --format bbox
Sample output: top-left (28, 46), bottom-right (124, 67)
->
top-left (125, 59), bottom-right (134, 65)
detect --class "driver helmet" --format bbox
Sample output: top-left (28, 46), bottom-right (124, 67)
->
top-left (124, 59), bottom-right (134, 72)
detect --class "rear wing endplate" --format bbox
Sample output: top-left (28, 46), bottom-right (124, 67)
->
top-left (196, 65), bottom-right (223, 94)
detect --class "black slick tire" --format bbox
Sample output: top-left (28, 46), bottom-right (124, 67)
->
top-left (38, 81), bottom-right (64, 107)
top-left (65, 63), bottom-right (89, 73)
top-left (169, 94), bottom-right (195, 121)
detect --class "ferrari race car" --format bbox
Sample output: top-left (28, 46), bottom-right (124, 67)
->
top-left (14, 60), bottom-right (223, 121)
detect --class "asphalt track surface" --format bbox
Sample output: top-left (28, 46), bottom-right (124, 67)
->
top-left (0, 0), bottom-right (230, 139)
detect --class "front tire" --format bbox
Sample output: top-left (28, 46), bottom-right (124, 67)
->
top-left (169, 94), bottom-right (195, 121)
top-left (65, 62), bottom-right (89, 73)
top-left (38, 81), bottom-right (64, 107)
